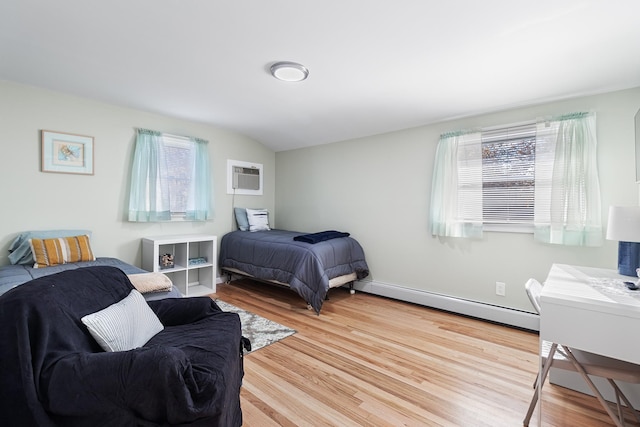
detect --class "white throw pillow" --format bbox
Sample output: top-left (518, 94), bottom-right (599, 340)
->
top-left (246, 208), bottom-right (271, 232)
top-left (81, 289), bottom-right (164, 352)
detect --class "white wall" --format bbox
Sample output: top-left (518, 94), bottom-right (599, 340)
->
top-left (0, 80), bottom-right (275, 268)
top-left (3, 79), bottom-right (638, 316)
top-left (275, 87), bottom-right (640, 314)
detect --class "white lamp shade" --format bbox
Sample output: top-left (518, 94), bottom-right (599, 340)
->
top-left (606, 206), bottom-right (640, 242)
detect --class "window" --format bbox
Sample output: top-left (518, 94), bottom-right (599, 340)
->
top-left (432, 124), bottom-right (537, 235)
top-left (481, 123), bottom-right (536, 231)
top-left (161, 135), bottom-right (195, 217)
top-left (430, 113), bottom-right (602, 245)
top-left (128, 129), bottom-right (211, 222)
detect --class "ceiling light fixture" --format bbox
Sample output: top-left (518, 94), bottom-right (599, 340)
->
top-left (270, 61), bottom-right (309, 82)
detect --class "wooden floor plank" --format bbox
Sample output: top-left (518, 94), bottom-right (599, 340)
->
top-left (212, 279), bottom-right (639, 426)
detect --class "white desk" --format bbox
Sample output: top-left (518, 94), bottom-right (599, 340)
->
top-left (538, 264), bottom-right (640, 424)
top-left (541, 264), bottom-right (640, 365)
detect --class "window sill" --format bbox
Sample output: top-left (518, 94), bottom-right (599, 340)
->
top-left (483, 223), bottom-right (533, 234)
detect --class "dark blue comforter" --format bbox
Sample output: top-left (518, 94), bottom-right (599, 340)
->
top-left (219, 229), bottom-right (369, 313)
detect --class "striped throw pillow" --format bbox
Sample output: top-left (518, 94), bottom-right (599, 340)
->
top-left (246, 208), bottom-right (270, 232)
top-left (29, 235), bottom-right (96, 268)
top-left (81, 289), bottom-right (164, 352)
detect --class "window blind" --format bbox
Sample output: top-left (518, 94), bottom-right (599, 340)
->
top-left (481, 123), bottom-right (537, 224)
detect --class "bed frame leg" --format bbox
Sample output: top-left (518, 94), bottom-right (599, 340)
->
top-left (225, 272), bottom-right (232, 284)
top-left (349, 282), bottom-right (355, 295)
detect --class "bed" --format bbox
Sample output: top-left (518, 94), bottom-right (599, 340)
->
top-left (1, 230), bottom-right (182, 301)
top-left (219, 228), bottom-right (369, 313)
top-left (0, 257), bottom-right (182, 300)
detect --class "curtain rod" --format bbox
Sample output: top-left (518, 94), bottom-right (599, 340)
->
top-left (137, 128), bottom-right (207, 143)
top-left (163, 132), bottom-right (191, 141)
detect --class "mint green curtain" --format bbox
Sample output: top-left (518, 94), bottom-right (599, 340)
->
top-left (128, 129), bottom-right (171, 222)
top-left (430, 131), bottom-right (483, 238)
top-left (184, 137), bottom-right (212, 221)
top-left (128, 130), bottom-right (212, 222)
top-left (533, 112), bottom-right (603, 246)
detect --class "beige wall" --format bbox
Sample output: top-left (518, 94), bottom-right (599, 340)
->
top-left (0, 80), bottom-right (275, 268)
top-left (275, 87), bottom-right (640, 313)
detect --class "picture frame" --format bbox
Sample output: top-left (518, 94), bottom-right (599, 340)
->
top-left (41, 130), bottom-right (94, 175)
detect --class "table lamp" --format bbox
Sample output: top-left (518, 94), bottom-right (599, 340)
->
top-left (606, 206), bottom-right (640, 276)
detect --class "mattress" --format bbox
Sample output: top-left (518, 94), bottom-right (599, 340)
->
top-left (0, 257), bottom-right (182, 301)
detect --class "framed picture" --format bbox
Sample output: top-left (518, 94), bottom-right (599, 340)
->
top-left (41, 130), bottom-right (94, 175)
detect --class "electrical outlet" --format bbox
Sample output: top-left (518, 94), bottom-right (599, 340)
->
top-left (496, 281), bottom-right (506, 296)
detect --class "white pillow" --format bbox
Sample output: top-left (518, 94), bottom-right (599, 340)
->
top-left (81, 289), bottom-right (164, 352)
top-left (246, 208), bottom-right (271, 232)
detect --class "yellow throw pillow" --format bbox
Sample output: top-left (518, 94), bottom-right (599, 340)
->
top-left (29, 235), bottom-right (95, 268)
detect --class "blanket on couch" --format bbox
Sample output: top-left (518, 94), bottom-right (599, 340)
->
top-left (0, 266), bottom-right (244, 426)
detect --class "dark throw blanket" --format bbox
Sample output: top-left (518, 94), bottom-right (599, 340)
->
top-left (0, 266), bottom-right (244, 427)
top-left (293, 230), bottom-right (351, 244)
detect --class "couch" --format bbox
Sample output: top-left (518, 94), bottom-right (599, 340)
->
top-left (0, 266), bottom-right (245, 426)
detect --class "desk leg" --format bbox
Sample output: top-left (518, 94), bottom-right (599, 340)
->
top-left (537, 337), bottom-right (543, 427)
top-left (524, 336), bottom-right (544, 426)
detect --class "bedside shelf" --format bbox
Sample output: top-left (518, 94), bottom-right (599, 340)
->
top-left (141, 234), bottom-right (217, 297)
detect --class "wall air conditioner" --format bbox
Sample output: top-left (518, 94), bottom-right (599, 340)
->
top-left (227, 160), bottom-right (263, 195)
top-left (232, 166), bottom-right (260, 190)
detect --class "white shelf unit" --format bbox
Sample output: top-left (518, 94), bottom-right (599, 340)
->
top-left (141, 234), bottom-right (217, 297)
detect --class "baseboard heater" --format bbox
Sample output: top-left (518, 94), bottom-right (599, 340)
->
top-left (352, 279), bottom-right (539, 331)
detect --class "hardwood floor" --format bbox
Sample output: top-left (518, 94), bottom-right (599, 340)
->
top-left (211, 279), bottom-right (639, 426)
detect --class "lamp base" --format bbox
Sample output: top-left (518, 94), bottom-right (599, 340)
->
top-left (618, 241), bottom-right (640, 276)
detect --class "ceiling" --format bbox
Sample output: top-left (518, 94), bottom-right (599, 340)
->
top-left (2, 1), bottom-right (640, 152)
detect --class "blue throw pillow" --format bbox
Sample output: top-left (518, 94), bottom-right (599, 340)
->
top-left (234, 208), bottom-right (250, 231)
